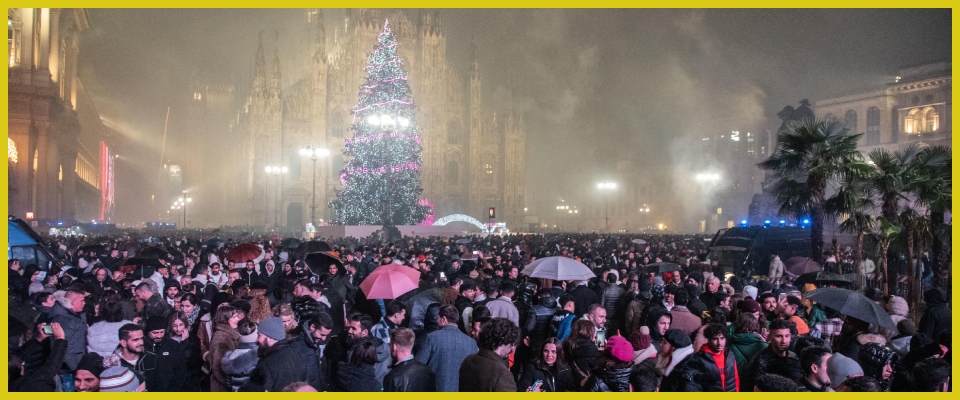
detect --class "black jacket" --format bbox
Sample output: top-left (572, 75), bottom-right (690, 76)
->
top-left (517, 361), bottom-right (576, 392)
top-left (682, 347), bottom-right (738, 392)
top-left (569, 285), bottom-right (599, 318)
top-left (288, 327), bottom-right (328, 391)
top-left (566, 339), bottom-right (601, 388)
top-left (582, 365), bottom-right (632, 392)
top-left (383, 358), bottom-right (435, 392)
top-left (142, 294), bottom-right (172, 321)
top-left (524, 298), bottom-right (557, 347)
top-left (918, 289), bottom-right (951, 340)
top-left (144, 337), bottom-right (188, 391)
top-left (335, 362), bottom-right (381, 392)
top-left (12, 339), bottom-right (66, 392)
top-left (247, 339), bottom-right (308, 392)
top-left (746, 347), bottom-right (802, 390)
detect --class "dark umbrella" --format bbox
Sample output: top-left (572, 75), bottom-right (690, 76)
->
top-left (645, 262), bottom-right (682, 274)
top-left (296, 240), bottom-right (332, 257)
top-left (140, 246), bottom-right (170, 259)
top-left (303, 251), bottom-right (343, 275)
top-left (794, 272), bottom-right (852, 288)
top-left (203, 238), bottom-right (224, 247)
top-left (225, 243), bottom-right (264, 264)
top-left (784, 257), bottom-right (822, 278)
top-left (119, 256), bottom-right (164, 279)
top-left (804, 288), bottom-right (896, 331)
top-left (280, 238), bottom-right (302, 250)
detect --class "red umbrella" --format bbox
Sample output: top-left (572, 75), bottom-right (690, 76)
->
top-left (225, 243), bottom-right (264, 263)
top-left (359, 264), bottom-right (421, 299)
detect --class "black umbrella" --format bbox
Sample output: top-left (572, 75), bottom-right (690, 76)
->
top-left (302, 251), bottom-right (343, 276)
top-left (203, 237), bottom-right (224, 247)
top-left (119, 256), bottom-right (165, 279)
top-left (140, 246), bottom-right (170, 259)
top-left (794, 272), bottom-right (852, 289)
top-left (296, 240), bottom-right (332, 257)
top-left (645, 262), bottom-right (682, 274)
top-left (804, 288), bottom-right (896, 331)
top-left (280, 237), bottom-right (302, 250)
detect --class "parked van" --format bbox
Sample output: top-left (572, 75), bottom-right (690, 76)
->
top-left (707, 226), bottom-right (811, 277)
top-left (8, 216), bottom-right (62, 271)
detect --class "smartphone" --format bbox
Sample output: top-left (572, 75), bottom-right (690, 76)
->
top-left (527, 380), bottom-right (543, 392)
top-left (596, 330), bottom-right (607, 350)
top-left (440, 272), bottom-right (446, 279)
top-left (778, 293), bottom-right (786, 302)
top-left (42, 325), bottom-right (53, 335)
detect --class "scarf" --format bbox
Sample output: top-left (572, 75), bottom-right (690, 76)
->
top-left (662, 345), bottom-right (695, 376)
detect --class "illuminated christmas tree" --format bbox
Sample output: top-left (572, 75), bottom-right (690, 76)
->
top-left (331, 20), bottom-right (431, 225)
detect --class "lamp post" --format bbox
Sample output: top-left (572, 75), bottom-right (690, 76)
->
top-left (265, 165), bottom-right (288, 227)
top-left (171, 192), bottom-right (191, 228)
top-left (597, 181), bottom-right (617, 233)
top-left (556, 204), bottom-right (569, 232)
top-left (299, 146), bottom-right (330, 227)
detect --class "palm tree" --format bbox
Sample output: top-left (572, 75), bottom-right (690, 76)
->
top-left (867, 144), bottom-right (923, 224)
top-left (758, 117), bottom-right (871, 264)
top-left (826, 176), bottom-right (877, 290)
top-left (898, 206), bottom-right (929, 312)
top-left (908, 145), bottom-right (951, 282)
top-left (874, 217), bottom-right (902, 296)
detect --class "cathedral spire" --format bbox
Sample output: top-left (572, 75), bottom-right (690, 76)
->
top-left (315, 8), bottom-right (326, 57)
top-left (270, 32), bottom-right (281, 98)
top-left (421, 9), bottom-right (442, 36)
top-left (254, 31), bottom-right (267, 97)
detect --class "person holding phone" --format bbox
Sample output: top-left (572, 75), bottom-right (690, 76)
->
top-left (517, 338), bottom-right (576, 392)
top-left (11, 322), bottom-right (68, 391)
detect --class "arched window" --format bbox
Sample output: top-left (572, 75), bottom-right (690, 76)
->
top-left (905, 108), bottom-right (920, 135)
top-left (447, 120), bottom-right (462, 145)
top-left (329, 113), bottom-right (345, 139)
top-left (446, 160), bottom-right (459, 185)
top-left (844, 110), bottom-right (858, 133)
top-left (923, 107), bottom-right (938, 132)
top-left (866, 107), bottom-right (880, 146)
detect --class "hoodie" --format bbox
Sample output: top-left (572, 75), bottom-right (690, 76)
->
top-left (918, 289), bottom-right (951, 339)
top-left (886, 296), bottom-right (909, 327)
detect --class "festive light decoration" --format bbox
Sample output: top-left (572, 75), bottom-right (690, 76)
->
top-left (432, 214), bottom-right (509, 234)
top-left (331, 20), bottom-right (430, 225)
top-left (8, 138), bottom-right (18, 163)
top-left (417, 199), bottom-right (436, 226)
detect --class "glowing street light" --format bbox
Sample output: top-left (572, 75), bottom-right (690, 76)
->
top-left (300, 146), bottom-right (331, 227)
top-left (597, 181), bottom-right (617, 232)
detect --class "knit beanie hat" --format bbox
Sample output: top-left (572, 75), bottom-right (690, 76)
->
top-left (145, 316), bottom-right (168, 333)
top-left (827, 353), bottom-right (863, 389)
top-left (756, 280), bottom-right (774, 294)
top-left (629, 326), bottom-right (652, 351)
top-left (663, 328), bottom-right (691, 348)
top-left (605, 336), bottom-right (635, 363)
top-left (897, 319), bottom-right (916, 337)
top-left (100, 366), bottom-right (140, 392)
top-left (738, 298), bottom-right (762, 314)
top-left (75, 353), bottom-right (106, 378)
top-left (239, 328), bottom-right (259, 344)
top-left (258, 317), bottom-right (286, 341)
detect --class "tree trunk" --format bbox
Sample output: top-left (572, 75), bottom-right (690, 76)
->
top-left (930, 210), bottom-right (945, 277)
top-left (811, 206), bottom-right (825, 265)
top-left (855, 231), bottom-right (864, 291)
top-left (880, 242), bottom-right (891, 297)
top-left (906, 230), bottom-right (915, 303)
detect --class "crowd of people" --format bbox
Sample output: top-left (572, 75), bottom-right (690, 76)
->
top-left (7, 231), bottom-right (952, 392)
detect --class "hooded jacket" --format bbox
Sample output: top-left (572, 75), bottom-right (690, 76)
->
top-left (659, 345), bottom-right (695, 392)
top-left (221, 342), bottom-right (258, 391)
top-left (886, 296), bottom-right (909, 326)
top-left (49, 300), bottom-right (87, 370)
top-left (727, 332), bottom-right (767, 368)
top-left (247, 339), bottom-right (308, 392)
top-left (918, 289), bottom-right (950, 339)
top-left (288, 326), bottom-right (328, 391)
top-left (525, 295), bottom-right (558, 348)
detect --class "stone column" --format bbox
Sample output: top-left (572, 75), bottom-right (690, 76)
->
top-left (38, 8), bottom-right (50, 73)
top-left (19, 8), bottom-right (35, 85)
top-left (49, 9), bottom-right (61, 84)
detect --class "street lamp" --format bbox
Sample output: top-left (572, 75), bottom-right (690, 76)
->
top-left (299, 146), bottom-right (330, 228)
top-left (265, 165), bottom-right (288, 227)
top-left (597, 181), bottom-right (617, 232)
top-left (174, 191), bottom-right (192, 228)
top-left (556, 204), bottom-right (569, 232)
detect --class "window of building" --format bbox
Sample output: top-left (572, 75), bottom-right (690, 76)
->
top-left (329, 113), bottom-right (345, 139)
top-left (844, 110), bottom-right (858, 133)
top-left (447, 120), bottom-right (462, 145)
top-left (484, 163), bottom-right (493, 174)
top-left (866, 107), bottom-right (880, 146)
top-left (905, 108), bottom-right (921, 135)
top-left (923, 107), bottom-right (938, 132)
top-left (446, 160), bottom-right (458, 185)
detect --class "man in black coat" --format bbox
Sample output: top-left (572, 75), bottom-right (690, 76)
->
top-left (745, 319), bottom-right (803, 390)
top-left (288, 312), bottom-right (335, 391)
top-left (244, 317), bottom-right (308, 392)
top-left (384, 328), bottom-right (436, 391)
top-left (568, 280), bottom-right (599, 318)
top-left (143, 317), bottom-right (187, 391)
top-left (918, 288), bottom-right (951, 340)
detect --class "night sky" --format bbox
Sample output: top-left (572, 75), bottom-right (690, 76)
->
top-left (77, 9), bottom-right (951, 229)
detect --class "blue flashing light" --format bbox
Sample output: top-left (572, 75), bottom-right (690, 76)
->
top-left (92, 222), bottom-right (97, 225)
top-left (740, 219), bottom-right (748, 227)
top-left (779, 219), bottom-right (786, 227)
top-left (802, 219), bottom-right (810, 224)
top-left (57, 222), bottom-right (63, 226)
top-left (763, 219), bottom-right (771, 228)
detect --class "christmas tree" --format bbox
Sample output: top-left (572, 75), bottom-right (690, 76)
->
top-left (331, 20), bottom-right (431, 226)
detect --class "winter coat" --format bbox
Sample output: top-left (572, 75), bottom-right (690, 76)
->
top-left (727, 332), bottom-right (767, 368)
top-left (335, 362), bottom-right (380, 392)
top-left (208, 323), bottom-right (240, 392)
top-left (486, 296), bottom-right (520, 326)
top-left (886, 296), bottom-right (909, 327)
top-left (142, 293), bottom-right (172, 321)
top-left (383, 358), bottom-right (436, 392)
top-left (49, 301), bottom-right (87, 371)
top-left (582, 365), bottom-right (633, 392)
top-left (141, 337), bottom-right (187, 392)
top-left (682, 345), bottom-right (739, 392)
top-left (745, 346), bottom-right (802, 390)
top-left (547, 309), bottom-right (575, 341)
top-left (623, 299), bottom-right (646, 337)
top-left (247, 339), bottom-right (308, 392)
top-left (415, 325), bottom-right (478, 392)
top-left (86, 320), bottom-right (134, 356)
top-left (516, 361), bottom-right (576, 392)
top-left (918, 289), bottom-right (951, 340)
top-left (659, 345), bottom-right (695, 392)
top-left (566, 339), bottom-right (601, 388)
top-left (221, 342), bottom-right (258, 392)
top-left (669, 306), bottom-right (701, 334)
top-left (12, 338), bottom-right (66, 392)
top-left (288, 327), bottom-right (327, 391)
top-left (569, 285), bottom-right (600, 317)
top-left (600, 283), bottom-right (626, 334)
top-left (524, 298), bottom-right (558, 348)
top-left (16, 338), bottom-right (49, 377)
top-left (458, 349), bottom-right (517, 392)
top-left (174, 335), bottom-right (203, 392)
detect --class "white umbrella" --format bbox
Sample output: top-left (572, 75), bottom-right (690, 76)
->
top-left (520, 256), bottom-right (596, 281)
top-left (632, 239), bottom-right (647, 244)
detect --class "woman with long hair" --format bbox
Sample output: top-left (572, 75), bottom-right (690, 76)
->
top-left (167, 311), bottom-right (202, 391)
top-left (208, 305), bottom-right (242, 392)
top-left (562, 319), bottom-right (600, 389)
top-left (86, 291), bottom-right (134, 357)
top-left (727, 312), bottom-right (768, 368)
top-left (582, 335), bottom-right (635, 392)
top-left (335, 338), bottom-right (381, 392)
top-left (517, 337), bottom-right (576, 392)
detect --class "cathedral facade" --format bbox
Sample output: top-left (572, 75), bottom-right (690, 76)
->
top-left (199, 10), bottom-right (526, 230)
